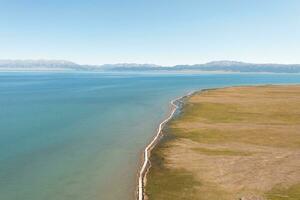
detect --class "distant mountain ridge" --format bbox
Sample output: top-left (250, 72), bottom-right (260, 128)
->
top-left (1, 59), bottom-right (300, 73)
top-left (172, 61), bottom-right (300, 73)
top-left (0, 59), bottom-right (82, 70)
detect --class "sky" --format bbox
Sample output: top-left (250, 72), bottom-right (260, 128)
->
top-left (0, 0), bottom-right (299, 65)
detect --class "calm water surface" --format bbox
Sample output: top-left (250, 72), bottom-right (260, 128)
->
top-left (1, 72), bottom-right (300, 200)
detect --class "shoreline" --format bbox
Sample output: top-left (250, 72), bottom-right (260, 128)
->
top-left (143, 85), bottom-right (300, 200)
top-left (136, 91), bottom-right (196, 200)
top-left (136, 84), bottom-right (298, 200)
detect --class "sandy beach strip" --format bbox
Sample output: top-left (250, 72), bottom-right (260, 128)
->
top-left (137, 91), bottom-right (195, 200)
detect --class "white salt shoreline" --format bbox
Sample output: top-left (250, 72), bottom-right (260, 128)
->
top-left (137, 91), bottom-right (196, 200)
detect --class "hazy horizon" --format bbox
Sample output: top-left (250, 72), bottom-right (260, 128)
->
top-left (1, 59), bottom-right (300, 67)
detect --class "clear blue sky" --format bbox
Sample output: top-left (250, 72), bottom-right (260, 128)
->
top-left (0, 0), bottom-right (299, 65)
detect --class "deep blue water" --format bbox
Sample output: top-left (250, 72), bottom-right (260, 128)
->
top-left (0, 72), bottom-right (300, 200)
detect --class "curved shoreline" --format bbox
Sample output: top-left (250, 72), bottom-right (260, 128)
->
top-left (137, 91), bottom-right (196, 200)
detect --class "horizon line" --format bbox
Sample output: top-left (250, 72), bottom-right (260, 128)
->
top-left (1, 59), bottom-right (300, 67)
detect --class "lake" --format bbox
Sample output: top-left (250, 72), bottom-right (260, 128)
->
top-left (0, 72), bottom-right (299, 200)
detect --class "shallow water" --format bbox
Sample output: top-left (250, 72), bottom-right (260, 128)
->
top-left (0, 72), bottom-right (300, 200)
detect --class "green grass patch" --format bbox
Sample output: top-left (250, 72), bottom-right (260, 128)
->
top-left (179, 102), bottom-right (248, 123)
top-left (167, 127), bottom-right (300, 149)
top-left (146, 143), bottom-right (201, 200)
top-left (265, 184), bottom-right (300, 200)
top-left (146, 168), bottom-right (200, 200)
top-left (176, 101), bottom-right (300, 125)
top-left (192, 147), bottom-right (252, 156)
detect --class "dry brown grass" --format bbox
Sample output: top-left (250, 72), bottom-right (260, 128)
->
top-left (146, 85), bottom-right (300, 200)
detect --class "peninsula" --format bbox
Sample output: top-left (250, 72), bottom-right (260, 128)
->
top-left (145, 85), bottom-right (300, 200)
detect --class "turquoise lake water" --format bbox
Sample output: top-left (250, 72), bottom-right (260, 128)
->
top-left (0, 72), bottom-right (300, 200)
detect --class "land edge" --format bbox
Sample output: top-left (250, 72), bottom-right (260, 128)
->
top-left (136, 90), bottom-right (197, 200)
top-left (136, 83), bottom-right (300, 200)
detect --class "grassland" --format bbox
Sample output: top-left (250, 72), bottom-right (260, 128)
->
top-left (145, 85), bottom-right (300, 200)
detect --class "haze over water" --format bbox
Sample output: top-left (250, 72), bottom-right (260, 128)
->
top-left (1, 72), bottom-right (300, 200)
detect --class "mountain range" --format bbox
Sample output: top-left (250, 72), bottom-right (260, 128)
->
top-left (1, 59), bottom-right (300, 73)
